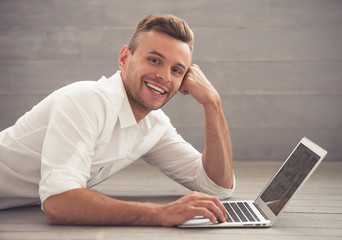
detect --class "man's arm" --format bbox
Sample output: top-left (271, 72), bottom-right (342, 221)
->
top-left (180, 64), bottom-right (234, 189)
top-left (43, 188), bottom-right (227, 226)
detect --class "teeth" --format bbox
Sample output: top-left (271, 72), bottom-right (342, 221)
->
top-left (146, 82), bottom-right (165, 94)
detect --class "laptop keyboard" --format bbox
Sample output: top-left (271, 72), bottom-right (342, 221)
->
top-left (223, 202), bottom-right (268, 223)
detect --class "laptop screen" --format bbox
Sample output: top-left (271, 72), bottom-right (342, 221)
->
top-left (260, 143), bottom-right (320, 215)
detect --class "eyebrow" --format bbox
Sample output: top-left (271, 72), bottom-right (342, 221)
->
top-left (148, 50), bottom-right (187, 71)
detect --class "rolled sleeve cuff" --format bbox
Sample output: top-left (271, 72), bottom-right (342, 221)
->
top-left (196, 164), bottom-right (236, 200)
top-left (39, 169), bottom-right (87, 210)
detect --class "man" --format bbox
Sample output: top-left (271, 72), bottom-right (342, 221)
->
top-left (0, 14), bottom-right (235, 226)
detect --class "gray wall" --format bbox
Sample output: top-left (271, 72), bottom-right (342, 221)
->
top-left (0, 0), bottom-right (341, 161)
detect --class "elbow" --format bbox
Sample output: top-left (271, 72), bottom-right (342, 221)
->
top-left (45, 211), bottom-right (59, 225)
top-left (216, 186), bottom-right (235, 200)
top-left (217, 174), bottom-right (236, 200)
top-left (42, 196), bottom-right (66, 225)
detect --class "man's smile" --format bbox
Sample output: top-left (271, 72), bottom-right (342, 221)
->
top-left (144, 81), bottom-right (168, 96)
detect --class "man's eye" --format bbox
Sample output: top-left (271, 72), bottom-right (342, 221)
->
top-left (171, 67), bottom-right (182, 75)
top-left (149, 58), bottom-right (160, 64)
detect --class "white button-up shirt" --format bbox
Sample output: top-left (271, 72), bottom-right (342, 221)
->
top-left (0, 71), bottom-right (234, 209)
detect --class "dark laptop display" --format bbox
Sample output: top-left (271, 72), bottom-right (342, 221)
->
top-left (260, 143), bottom-right (320, 215)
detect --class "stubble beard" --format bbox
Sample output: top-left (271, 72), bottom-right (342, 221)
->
top-left (124, 73), bottom-right (176, 118)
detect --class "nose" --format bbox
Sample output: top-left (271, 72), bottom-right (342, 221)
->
top-left (155, 67), bottom-right (171, 83)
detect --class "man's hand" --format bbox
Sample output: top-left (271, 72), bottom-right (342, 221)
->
top-left (158, 191), bottom-right (228, 227)
top-left (179, 64), bottom-right (220, 106)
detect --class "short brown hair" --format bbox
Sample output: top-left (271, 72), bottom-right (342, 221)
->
top-left (128, 14), bottom-right (194, 54)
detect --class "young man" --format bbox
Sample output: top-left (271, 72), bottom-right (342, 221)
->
top-left (0, 14), bottom-right (234, 226)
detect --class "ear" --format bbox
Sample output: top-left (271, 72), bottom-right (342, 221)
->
top-left (118, 45), bottom-right (131, 72)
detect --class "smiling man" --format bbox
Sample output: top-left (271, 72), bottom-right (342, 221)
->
top-left (0, 14), bottom-right (235, 226)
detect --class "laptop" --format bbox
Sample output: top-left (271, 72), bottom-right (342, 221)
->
top-left (179, 137), bottom-right (327, 228)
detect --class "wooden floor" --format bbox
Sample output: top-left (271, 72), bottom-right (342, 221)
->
top-left (1, 160), bottom-right (341, 240)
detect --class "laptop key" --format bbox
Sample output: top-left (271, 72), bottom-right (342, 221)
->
top-left (243, 202), bottom-right (260, 221)
top-left (237, 202), bottom-right (255, 222)
top-left (223, 203), bottom-right (240, 222)
top-left (231, 202), bottom-right (248, 222)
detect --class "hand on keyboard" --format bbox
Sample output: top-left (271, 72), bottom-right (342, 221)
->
top-left (156, 191), bottom-right (228, 227)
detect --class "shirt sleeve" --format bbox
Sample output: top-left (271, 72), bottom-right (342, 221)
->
top-left (143, 123), bottom-right (235, 200)
top-left (39, 85), bottom-right (107, 206)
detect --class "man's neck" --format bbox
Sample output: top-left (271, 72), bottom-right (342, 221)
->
top-left (127, 99), bottom-right (151, 122)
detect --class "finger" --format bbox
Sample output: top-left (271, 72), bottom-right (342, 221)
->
top-left (194, 200), bottom-right (227, 223)
top-left (185, 192), bottom-right (227, 222)
top-left (191, 63), bottom-right (200, 69)
top-left (191, 207), bottom-right (218, 224)
top-left (192, 193), bottom-right (228, 221)
top-left (178, 75), bottom-right (190, 95)
top-left (211, 197), bottom-right (229, 220)
top-left (180, 88), bottom-right (189, 95)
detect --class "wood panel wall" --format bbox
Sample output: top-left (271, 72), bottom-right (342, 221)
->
top-left (0, 0), bottom-right (341, 161)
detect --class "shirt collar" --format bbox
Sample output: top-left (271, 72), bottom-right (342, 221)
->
top-left (113, 71), bottom-right (151, 131)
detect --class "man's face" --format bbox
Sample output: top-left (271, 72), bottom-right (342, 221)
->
top-left (119, 31), bottom-right (192, 120)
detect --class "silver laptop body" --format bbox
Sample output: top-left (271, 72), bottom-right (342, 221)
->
top-left (179, 137), bottom-right (327, 228)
